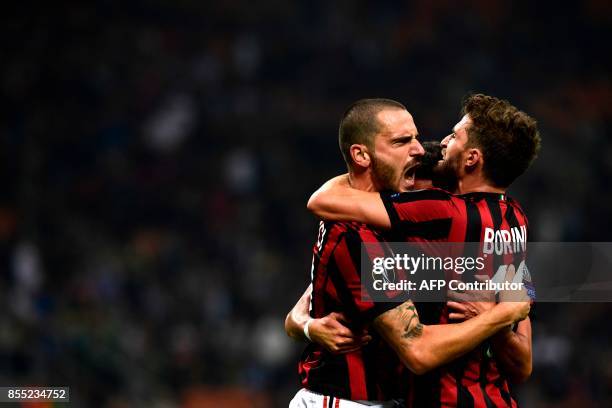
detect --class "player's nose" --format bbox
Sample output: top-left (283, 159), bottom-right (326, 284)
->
top-left (411, 140), bottom-right (425, 156)
top-left (440, 135), bottom-right (451, 147)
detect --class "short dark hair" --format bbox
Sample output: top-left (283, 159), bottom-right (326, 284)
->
top-left (462, 94), bottom-right (541, 188)
top-left (338, 98), bottom-right (406, 168)
top-left (415, 141), bottom-right (442, 180)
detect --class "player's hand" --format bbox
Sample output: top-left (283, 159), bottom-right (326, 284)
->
top-left (308, 312), bottom-right (372, 355)
top-left (446, 300), bottom-right (494, 321)
top-left (447, 275), bottom-right (495, 321)
top-left (495, 300), bottom-right (530, 323)
top-left (497, 265), bottom-right (530, 303)
top-left (497, 265), bottom-right (531, 322)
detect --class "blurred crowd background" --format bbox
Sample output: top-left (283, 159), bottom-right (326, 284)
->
top-left (1, 1), bottom-right (611, 407)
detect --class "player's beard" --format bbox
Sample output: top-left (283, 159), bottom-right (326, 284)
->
top-left (371, 155), bottom-right (400, 192)
top-left (437, 152), bottom-right (461, 193)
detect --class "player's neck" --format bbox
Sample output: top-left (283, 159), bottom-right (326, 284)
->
top-left (348, 172), bottom-right (377, 192)
top-left (457, 174), bottom-right (505, 195)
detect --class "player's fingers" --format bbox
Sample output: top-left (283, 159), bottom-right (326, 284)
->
top-left (342, 332), bottom-right (372, 344)
top-left (337, 335), bottom-right (361, 345)
top-left (360, 334), bottom-right (372, 344)
top-left (335, 341), bottom-right (354, 349)
top-left (340, 336), bottom-right (370, 348)
top-left (474, 275), bottom-right (489, 283)
top-left (332, 333), bottom-right (372, 353)
top-left (446, 301), bottom-right (468, 312)
top-left (335, 339), bottom-right (360, 350)
top-left (329, 345), bottom-right (345, 355)
top-left (337, 346), bottom-right (363, 355)
top-left (448, 312), bottom-right (465, 321)
top-left (330, 312), bottom-right (350, 325)
top-left (334, 325), bottom-right (356, 338)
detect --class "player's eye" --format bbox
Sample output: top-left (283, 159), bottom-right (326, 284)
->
top-left (394, 136), bottom-right (413, 145)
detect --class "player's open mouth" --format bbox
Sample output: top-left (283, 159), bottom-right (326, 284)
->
top-left (403, 165), bottom-right (418, 188)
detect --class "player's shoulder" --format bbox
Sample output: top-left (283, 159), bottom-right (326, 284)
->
top-left (386, 187), bottom-right (453, 203)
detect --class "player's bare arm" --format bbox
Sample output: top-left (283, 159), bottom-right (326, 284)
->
top-left (285, 284), bottom-right (313, 341)
top-left (285, 284), bottom-right (372, 354)
top-left (307, 175), bottom-right (391, 229)
top-left (372, 299), bottom-right (530, 375)
top-left (491, 318), bottom-right (532, 382)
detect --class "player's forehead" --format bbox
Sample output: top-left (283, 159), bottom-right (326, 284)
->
top-left (453, 114), bottom-right (472, 133)
top-left (376, 108), bottom-right (418, 137)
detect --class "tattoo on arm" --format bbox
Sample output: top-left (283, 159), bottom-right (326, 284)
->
top-left (397, 303), bottom-right (424, 339)
top-left (375, 301), bottom-right (424, 343)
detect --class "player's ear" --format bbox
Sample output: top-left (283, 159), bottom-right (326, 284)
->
top-left (465, 147), bottom-right (482, 168)
top-left (350, 144), bottom-right (371, 168)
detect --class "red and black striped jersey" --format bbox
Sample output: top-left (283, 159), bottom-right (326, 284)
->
top-left (298, 220), bottom-right (410, 402)
top-left (381, 188), bottom-right (529, 408)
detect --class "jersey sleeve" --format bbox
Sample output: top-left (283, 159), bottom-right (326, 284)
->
top-left (380, 188), bottom-right (455, 239)
top-left (330, 225), bottom-right (408, 323)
